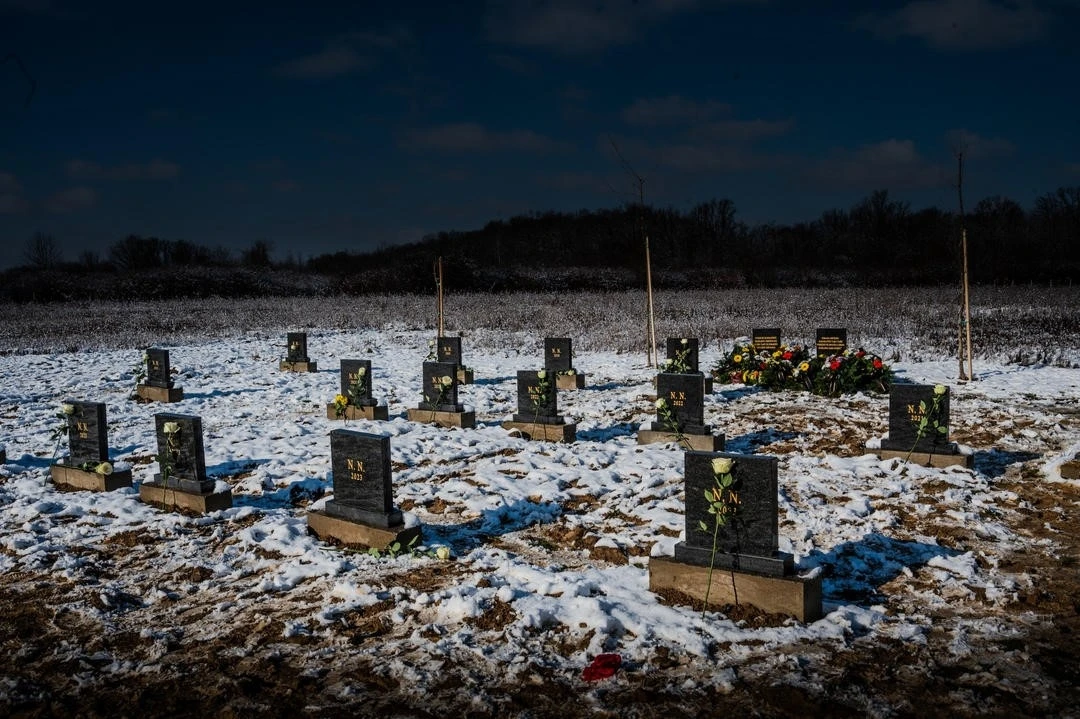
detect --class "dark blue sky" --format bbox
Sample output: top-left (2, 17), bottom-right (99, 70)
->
top-left (2, 0), bottom-right (1078, 270)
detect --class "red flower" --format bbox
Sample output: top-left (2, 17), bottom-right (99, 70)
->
top-left (582, 653), bottom-right (622, 681)
top-left (759, 362), bottom-right (766, 370)
top-left (856, 350), bottom-right (866, 359)
top-left (782, 351), bottom-right (792, 360)
top-left (829, 359), bottom-right (842, 371)
top-left (873, 358), bottom-right (883, 370)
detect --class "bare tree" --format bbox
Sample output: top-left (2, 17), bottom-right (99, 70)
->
top-left (24, 232), bottom-right (62, 268)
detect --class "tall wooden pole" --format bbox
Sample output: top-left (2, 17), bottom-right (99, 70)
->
top-left (956, 153), bottom-right (974, 381)
top-left (435, 257), bottom-right (444, 338)
top-left (640, 178), bottom-right (657, 367)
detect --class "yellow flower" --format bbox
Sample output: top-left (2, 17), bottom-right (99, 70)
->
top-left (334, 393), bottom-right (349, 407)
top-left (799, 361), bottom-right (810, 372)
top-left (711, 457), bottom-right (733, 475)
top-left (733, 354), bottom-right (742, 364)
top-left (772, 350), bottom-right (781, 358)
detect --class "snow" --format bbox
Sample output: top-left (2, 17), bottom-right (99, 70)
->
top-left (1, 326), bottom-right (1078, 690)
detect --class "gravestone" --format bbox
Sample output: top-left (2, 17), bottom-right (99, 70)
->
top-left (752, 329), bottom-right (781, 353)
top-left (50, 400), bottom-right (133, 491)
top-left (544, 337), bottom-right (586, 390)
top-left (280, 332), bottom-right (317, 372)
top-left (872, 384), bottom-right (971, 467)
top-left (503, 370), bottom-right (576, 442)
top-left (406, 361), bottom-right (475, 428)
top-left (138, 412), bottom-right (232, 512)
top-left (437, 336), bottom-right (473, 383)
top-left (308, 430), bottom-right (421, 549)
top-left (136, 348), bottom-right (183, 402)
top-left (146, 349), bottom-right (173, 388)
top-left (815, 328), bottom-right (847, 356)
top-left (638, 373), bottom-right (723, 451)
top-left (649, 451), bottom-right (822, 622)
top-left (327, 359), bottom-right (389, 421)
top-left (665, 338), bottom-right (700, 373)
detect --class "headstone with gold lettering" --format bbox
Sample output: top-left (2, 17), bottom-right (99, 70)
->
top-left (307, 430), bottom-right (421, 549)
top-left (437, 335), bottom-right (473, 384)
top-left (327, 359), bottom-right (389, 421)
top-left (138, 412), bottom-right (233, 513)
top-left (663, 337), bottom-right (713, 393)
top-left (280, 332), bottom-right (317, 372)
top-left (868, 384), bottom-right (972, 468)
top-left (50, 400), bottom-right (133, 491)
top-left (405, 361), bottom-right (476, 428)
top-left (544, 337), bottom-right (586, 390)
top-left (502, 370), bottom-right (576, 442)
top-left (815, 328), bottom-right (847, 357)
top-left (751, 328), bottom-right (781, 353)
top-left (638, 373), bottom-right (723, 451)
top-left (136, 348), bottom-right (184, 402)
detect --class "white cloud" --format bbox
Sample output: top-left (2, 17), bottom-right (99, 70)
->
top-left (805, 138), bottom-right (946, 190)
top-left (402, 122), bottom-right (573, 154)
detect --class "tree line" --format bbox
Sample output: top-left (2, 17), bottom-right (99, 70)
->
top-left (5, 186), bottom-right (1078, 301)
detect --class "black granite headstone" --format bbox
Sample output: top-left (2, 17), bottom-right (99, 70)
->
top-left (815, 328), bottom-right (847, 356)
top-left (665, 338), bottom-right (700, 373)
top-left (146, 348), bottom-right (172, 389)
top-left (153, 413), bottom-right (211, 493)
top-left (323, 430), bottom-right (402, 528)
top-left (674, 451), bottom-right (793, 576)
top-left (653, 373), bottom-right (709, 435)
top-left (544, 338), bottom-right (573, 373)
top-left (286, 333), bottom-right (309, 363)
top-left (340, 360), bottom-right (375, 407)
top-left (879, 384), bottom-right (953, 454)
top-left (512, 370), bottom-right (563, 424)
top-left (437, 336), bottom-right (463, 368)
top-left (419, 361), bottom-right (461, 411)
top-left (64, 400), bottom-right (108, 466)
top-left (751, 329), bottom-right (781, 353)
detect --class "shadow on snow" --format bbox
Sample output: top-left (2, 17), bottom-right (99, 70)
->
top-left (973, 448), bottom-right (1041, 479)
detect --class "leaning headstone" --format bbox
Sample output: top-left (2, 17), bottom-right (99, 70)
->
top-left (136, 348), bottom-right (183, 402)
top-left (327, 360), bottom-right (389, 421)
top-left (502, 370), bottom-right (576, 442)
top-left (751, 328), bottom-right (781, 353)
top-left (663, 337), bottom-right (713, 393)
top-left (436, 336), bottom-right (473, 384)
top-left (868, 384), bottom-right (972, 468)
top-left (50, 400), bottom-right (133, 491)
top-left (649, 451), bottom-right (823, 622)
top-left (280, 332), bottom-right (317, 372)
top-left (639, 373), bottom-right (723, 451)
top-left (138, 413), bottom-right (233, 513)
top-left (545, 337), bottom-right (586, 390)
top-left (815, 328), bottom-right (847, 357)
top-left (406, 361), bottom-right (476, 428)
top-left (308, 430), bottom-right (421, 549)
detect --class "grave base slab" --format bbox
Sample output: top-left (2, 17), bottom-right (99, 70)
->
top-left (868, 448), bottom-right (975, 469)
top-left (556, 373), bottom-right (586, 390)
top-left (649, 556), bottom-right (823, 623)
top-left (1060, 458), bottom-right (1080, 480)
top-left (502, 421), bottom-right (577, 443)
top-left (51, 464), bottom-right (133, 492)
top-left (457, 368), bottom-right (475, 385)
top-left (325, 404), bottom-right (389, 421)
top-left (138, 482), bottom-right (233, 514)
top-left (307, 510), bottom-right (422, 551)
top-left (136, 384), bottom-right (184, 403)
top-left (638, 430), bottom-right (724, 452)
top-left (280, 360), bottom-right (317, 373)
top-left (406, 408), bottom-right (476, 429)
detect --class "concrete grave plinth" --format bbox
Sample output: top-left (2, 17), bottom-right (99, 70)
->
top-left (869, 448), bottom-right (975, 468)
top-left (649, 556), bottom-right (823, 622)
top-left (280, 360), bottom-right (317, 373)
top-left (307, 510), bottom-right (421, 550)
top-left (556, 373), bottom-right (586, 390)
top-left (502, 420), bottom-right (577, 443)
top-left (51, 464), bottom-right (133, 492)
top-left (136, 384), bottom-right (184, 402)
top-left (326, 404), bottom-right (389, 421)
top-left (637, 430), bottom-right (724, 451)
top-left (138, 480), bottom-right (233, 514)
top-left (407, 408), bottom-right (476, 428)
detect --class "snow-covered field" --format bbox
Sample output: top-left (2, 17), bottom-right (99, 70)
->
top-left (1, 290), bottom-right (1079, 717)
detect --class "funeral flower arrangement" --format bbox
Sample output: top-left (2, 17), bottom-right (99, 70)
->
top-left (712, 343), bottom-right (890, 395)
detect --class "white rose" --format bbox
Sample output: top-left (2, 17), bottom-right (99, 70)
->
top-left (163, 422), bottom-right (180, 435)
top-left (655, 398), bottom-right (666, 409)
top-left (711, 457), bottom-right (733, 475)
top-left (95, 462), bottom-right (113, 475)
top-left (537, 370), bottom-right (547, 380)
top-left (435, 546), bottom-right (451, 561)
top-left (61, 403), bottom-right (76, 415)
top-left (681, 338), bottom-right (689, 345)
top-left (357, 367), bottom-right (366, 377)
top-left (933, 384), bottom-right (947, 396)
top-left (440, 376), bottom-right (453, 387)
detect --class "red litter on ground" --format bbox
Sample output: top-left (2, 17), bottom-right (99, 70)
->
top-left (582, 653), bottom-right (622, 681)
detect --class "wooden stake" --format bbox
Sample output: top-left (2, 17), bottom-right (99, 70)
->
top-left (435, 257), bottom-right (444, 338)
top-left (956, 152), bottom-right (974, 381)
